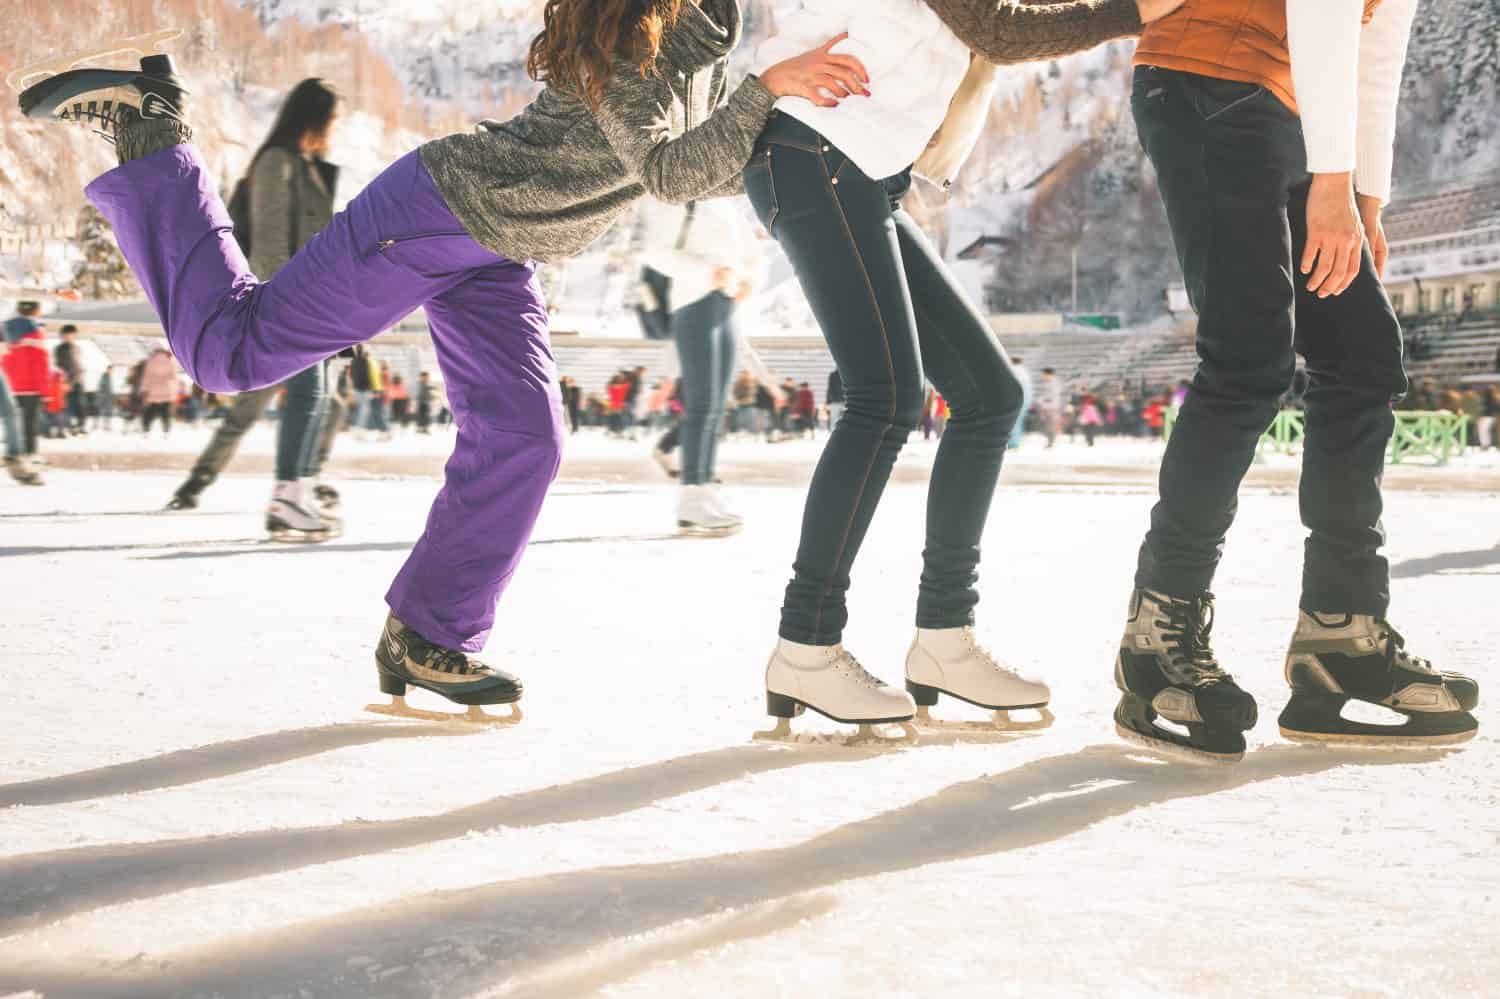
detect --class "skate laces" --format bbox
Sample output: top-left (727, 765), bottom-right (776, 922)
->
top-left (834, 649), bottom-right (886, 689)
top-left (1377, 621), bottom-right (1434, 675)
top-left (429, 646), bottom-right (486, 677)
top-left (1158, 596), bottom-right (1229, 685)
top-left (965, 630), bottom-right (1025, 680)
top-left (61, 97), bottom-right (134, 139)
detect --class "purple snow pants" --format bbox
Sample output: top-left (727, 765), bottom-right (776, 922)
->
top-left (86, 146), bottom-right (563, 651)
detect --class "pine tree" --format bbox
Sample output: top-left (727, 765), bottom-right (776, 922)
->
top-left (72, 204), bottom-right (139, 300)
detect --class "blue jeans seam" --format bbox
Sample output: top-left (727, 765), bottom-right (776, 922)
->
top-left (805, 160), bottom-right (899, 642)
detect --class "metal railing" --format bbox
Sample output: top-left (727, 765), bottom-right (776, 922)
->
top-left (1163, 408), bottom-right (1470, 465)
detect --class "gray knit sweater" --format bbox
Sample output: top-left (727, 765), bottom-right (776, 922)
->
top-left (424, 0), bottom-right (1145, 265)
top-left (421, 0), bottom-right (776, 265)
top-left (923, 0), bottom-right (1143, 65)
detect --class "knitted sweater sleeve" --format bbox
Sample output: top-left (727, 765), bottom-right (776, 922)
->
top-left (920, 0), bottom-right (1143, 65)
top-left (593, 60), bottom-right (778, 206)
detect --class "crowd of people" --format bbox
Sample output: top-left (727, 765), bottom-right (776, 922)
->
top-left (555, 357), bottom-right (1209, 455)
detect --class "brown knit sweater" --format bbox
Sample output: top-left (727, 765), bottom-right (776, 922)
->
top-left (922, 0), bottom-right (1144, 65)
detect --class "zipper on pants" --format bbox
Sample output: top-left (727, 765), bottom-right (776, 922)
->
top-left (372, 232), bottom-right (470, 255)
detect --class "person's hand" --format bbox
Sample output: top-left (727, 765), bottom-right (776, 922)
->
top-left (1357, 192), bottom-right (1387, 279)
top-left (734, 280), bottom-right (752, 302)
top-left (1302, 172), bottom-right (1364, 298)
top-left (759, 33), bottom-right (870, 108)
top-left (1136, 0), bottom-right (1187, 23)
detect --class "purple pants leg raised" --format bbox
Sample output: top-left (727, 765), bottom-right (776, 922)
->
top-left (87, 145), bottom-right (563, 651)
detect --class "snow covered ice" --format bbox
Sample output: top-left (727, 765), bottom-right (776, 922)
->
top-left (0, 431), bottom-right (1497, 997)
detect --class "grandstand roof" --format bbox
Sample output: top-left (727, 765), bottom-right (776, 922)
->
top-left (1386, 174), bottom-right (1500, 243)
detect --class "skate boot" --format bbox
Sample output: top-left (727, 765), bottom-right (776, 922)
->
top-left (301, 477), bottom-right (344, 536)
top-left (706, 486), bottom-right (744, 527)
top-left (312, 481), bottom-right (342, 512)
top-left (165, 471), bottom-right (210, 511)
top-left (12, 31), bottom-right (191, 161)
top-left (265, 481), bottom-right (334, 542)
top-left (1114, 589), bottom-right (1258, 764)
top-left (652, 444), bottom-right (679, 479)
top-left (1278, 612), bottom-right (1478, 746)
top-left (678, 484), bottom-right (741, 537)
top-left (906, 627), bottom-right (1054, 733)
top-left (756, 639), bottom-right (918, 746)
top-left (367, 614), bottom-right (523, 724)
top-left (5, 455), bottom-right (41, 486)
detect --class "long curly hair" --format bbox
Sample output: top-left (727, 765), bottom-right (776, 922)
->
top-left (527, 0), bottom-right (685, 110)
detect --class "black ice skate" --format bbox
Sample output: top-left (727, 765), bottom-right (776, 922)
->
top-left (11, 31), bottom-right (191, 156)
top-left (1278, 612), bottom-right (1478, 747)
top-left (165, 472), bottom-right (210, 511)
top-left (1114, 589), bottom-right (1259, 764)
top-left (368, 614), bottom-right (523, 725)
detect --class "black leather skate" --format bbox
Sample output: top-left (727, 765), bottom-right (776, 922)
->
top-left (1279, 612), bottom-right (1478, 746)
top-left (368, 614), bottom-right (523, 725)
top-left (1114, 589), bottom-right (1259, 764)
top-left (15, 34), bottom-right (186, 125)
top-left (11, 31), bottom-right (191, 161)
top-left (165, 472), bottom-right (210, 511)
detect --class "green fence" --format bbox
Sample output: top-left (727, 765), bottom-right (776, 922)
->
top-left (1162, 408), bottom-right (1468, 465)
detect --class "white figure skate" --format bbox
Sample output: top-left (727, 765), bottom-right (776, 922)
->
top-left (906, 627), bottom-right (1055, 733)
top-left (755, 639), bottom-right (918, 746)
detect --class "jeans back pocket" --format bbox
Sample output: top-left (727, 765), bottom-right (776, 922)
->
top-left (1188, 76), bottom-right (1265, 121)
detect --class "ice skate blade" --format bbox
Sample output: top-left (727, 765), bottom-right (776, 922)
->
top-left (1278, 724), bottom-right (1477, 749)
top-left (364, 696), bottom-right (522, 726)
top-left (1114, 723), bottom-right (1242, 766)
top-left (7, 30), bottom-right (183, 94)
top-left (677, 521), bottom-right (742, 538)
top-left (267, 530), bottom-right (334, 544)
top-left (913, 705), bottom-right (1054, 734)
top-left (753, 717), bottom-right (919, 748)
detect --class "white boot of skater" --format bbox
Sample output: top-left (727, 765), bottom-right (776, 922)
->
top-left (300, 476), bottom-right (343, 535)
top-left (677, 484), bottom-right (740, 536)
top-left (704, 485), bottom-right (743, 527)
top-left (266, 480), bottom-right (333, 542)
top-left (758, 638), bottom-right (917, 745)
top-left (905, 626), bottom-right (1054, 731)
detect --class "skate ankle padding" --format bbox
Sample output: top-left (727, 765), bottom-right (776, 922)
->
top-left (115, 114), bottom-right (192, 163)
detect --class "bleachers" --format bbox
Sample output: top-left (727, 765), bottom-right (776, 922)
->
top-left (51, 319), bottom-right (1206, 406)
top-left (64, 306), bottom-right (1500, 407)
top-left (1403, 312), bottom-right (1500, 383)
top-left (1385, 177), bottom-right (1500, 242)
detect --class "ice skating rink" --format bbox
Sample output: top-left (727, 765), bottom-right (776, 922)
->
top-left (1, 432), bottom-right (1496, 998)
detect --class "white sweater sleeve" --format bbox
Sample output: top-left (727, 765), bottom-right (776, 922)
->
top-left (1287, 0), bottom-right (1364, 176)
top-left (753, 0), bottom-right (858, 74)
top-left (1354, 0), bottom-right (1419, 204)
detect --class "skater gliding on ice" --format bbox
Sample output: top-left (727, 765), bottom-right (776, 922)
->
top-left (1, 301), bottom-right (45, 486)
top-left (2, 301), bottom-right (51, 485)
top-left (747, 0), bottom-right (1186, 745)
top-left (17, 0), bottom-right (871, 722)
top-left (166, 79), bottom-right (344, 544)
top-left (1113, 0), bottom-right (1480, 764)
top-left (639, 197), bottom-right (775, 535)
